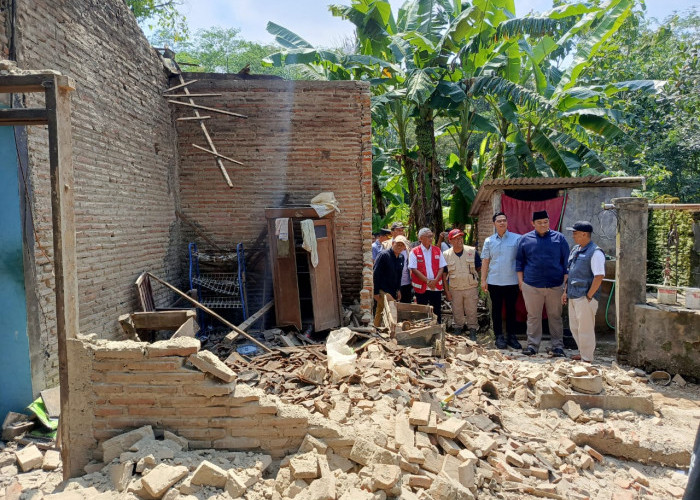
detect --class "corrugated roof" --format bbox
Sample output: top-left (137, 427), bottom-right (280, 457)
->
top-left (468, 176), bottom-right (644, 216)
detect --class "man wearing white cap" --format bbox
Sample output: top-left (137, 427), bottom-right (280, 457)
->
top-left (443, 228), bottom-right (481, 340)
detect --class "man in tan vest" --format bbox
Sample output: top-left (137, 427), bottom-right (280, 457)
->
top-left (443, 228), bottom-right (482, 340)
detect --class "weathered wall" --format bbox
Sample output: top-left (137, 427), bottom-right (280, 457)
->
top-left (174, 75), bottom-right (373, 318)
top-left (66, 336), bottom-right (312, 477)
top-left (6, 0), bottom-right (181, 389)
top-left (630, 304), bottom-right (700, 378)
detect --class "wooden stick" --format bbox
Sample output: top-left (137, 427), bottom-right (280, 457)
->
top-left (146, 273), bottom-right (272, 353)
top-left (176, 74), bottom-right (234, 188)
top-left (163, 79), bottom-right (198, 93)
top-left (175, 210), bottom-right (225, 251)
top-left (167, 99), bottom-right (247, 118)
top-left (192, 143), bottom-right (244, 166)
top-left (176, 116), bottom-right (211, 121)
top-left (224, 301), bottom-right (274, 343)
top-left (166, 93), bottom-right (223, 98)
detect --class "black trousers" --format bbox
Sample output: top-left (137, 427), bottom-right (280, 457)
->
top-left (488, 284), bottom-right (519, 337)
top-left (400, 284), bottom-right (414, 304)
top-left (416, 290), bottom-right (442, 324)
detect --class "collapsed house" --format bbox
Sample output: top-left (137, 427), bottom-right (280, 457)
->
top-left (0, 1), bottom-right (697, 499)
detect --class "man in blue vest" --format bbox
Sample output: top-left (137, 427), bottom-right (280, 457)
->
top-left (562, 221), bottom-right (605, 363)
top-left (516, 210), bottom-right (570, 357)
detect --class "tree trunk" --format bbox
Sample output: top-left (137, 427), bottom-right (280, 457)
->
top-left (372, 177), bottom-right (386, 219)
top-left (415, 107), bottom-right (443, 235)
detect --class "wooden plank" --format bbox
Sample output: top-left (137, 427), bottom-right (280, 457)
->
top-left (0, 108), bottom-right (48, 125)
top-left (176, 74), bottom-right (233, 188)
top-left (163, 79), bottom-right (198, 93)
top-left (176, 115), bottom-right (211, 121)
top-left (45, 74), bottom-right (79, 479)
top-left (167, 99), bottom-right (247, 118)
top-left (191, 143), bottom-right (244, 165)
top-left (0, 74), bottom-right (54, 93)
top-left (237, 301), bottom-right (274, 332)
top-left (267, 218), bottom-right (302, 330)
top-left (264, 207), bottom-right (330, 219)
top-left (166, 93), bottom-right (222, 98)
top-left (129, 310), bottom-right (196, 330)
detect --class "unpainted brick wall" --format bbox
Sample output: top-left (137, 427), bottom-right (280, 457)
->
top-left (68, 337), bottom-right (311, 475)
top-left (6, 1), bottom-right (181, 388)
top-left (173, 75), bottom-right (373, 314)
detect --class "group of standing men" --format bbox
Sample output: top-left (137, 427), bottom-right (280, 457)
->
top-left (373, 210), bottom-right (605, 363)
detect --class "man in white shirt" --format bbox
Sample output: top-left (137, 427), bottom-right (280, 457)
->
top-left (409, 228), bottom-right (447, 323)
top-left (562, 221), bottom-right (605, 363)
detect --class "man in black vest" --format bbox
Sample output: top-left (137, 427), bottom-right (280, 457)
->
top-left (562, 221), bottom-right (605, 363)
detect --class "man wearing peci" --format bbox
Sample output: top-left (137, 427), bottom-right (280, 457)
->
top-left (516, 210), bottom-right (570, 357)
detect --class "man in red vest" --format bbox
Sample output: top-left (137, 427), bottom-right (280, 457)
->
top-left (408, 227), bottom-right (447, 323)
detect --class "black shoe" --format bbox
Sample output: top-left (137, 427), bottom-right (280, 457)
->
top-left (469, 329), bottom-right (477, 342)
top-left (551, 347), bottom-right (566, 357)
top-left (495, 335), bottom-right (507, 349)
top-left (522, 347), bottom-right (537, 356)
top-left (506, 336), bottom-right (522, 350)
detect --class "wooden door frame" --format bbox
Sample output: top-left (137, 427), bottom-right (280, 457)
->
top-left (0, 74), bottom-right (78, 478)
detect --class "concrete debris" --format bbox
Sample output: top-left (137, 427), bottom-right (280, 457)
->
top-left (1, 332), bottom-right (696, 499)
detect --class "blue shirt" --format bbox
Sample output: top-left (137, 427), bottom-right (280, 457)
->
top-left (481, 230), bottom-right (520, 286)
top-left (516, 229), bottom-right (570, 288)
top-left (372, 239), bottom-right (383, 260)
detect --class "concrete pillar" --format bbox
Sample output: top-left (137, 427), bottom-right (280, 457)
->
top-left (614, 197), bottom-right (648, 363)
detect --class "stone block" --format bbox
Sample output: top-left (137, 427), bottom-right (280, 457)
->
top-left (359, 463), bottom-right (401, 490)
top-left (458, 432), bottom-right (496, 458)
top-left (110, 460), bottom-right (134, 492)
top-left (225, 471), bottom-right (248, 498)
top-left (163, 431), bottom-right (188, 451)
top-left (327, 452), bottom-right (354, 473)
top-left (399, 445), bottom-right (425, 464)
top-left (298, 434), bottom-right (328, 455)
top-left (440, 454), bottom-right (462, 483)
top-left (417, 412), bottom-right (437, 433)
top-left (188, 350), bottom-right (235, 382)
top-left (570, 375), bottom-right (603, 395)
top-left (290, 452), bottom-right (319, 479)
top-left (421, 448), bottom-right (443, 474)
top-left (141, 464), bottom-right (188, 498)
top-left (458, 460), bottom-right (476, 488)
top-left (190, 460), bottom-right (228, 488)
top-left (409, 401), bottom-right (432, 426)
top-left (305, 476), bottom-right (336, 500)
top-left (395, 414), bottom-right (414, 448)
top-left (408, 474), bottom-right (433, 489)
top-left (15, 445), bottom-right (43, 472)
top-left (427, 475), bottom-right (474, 500)
top-left (437, 436), bottom-right (461, 456)
top-left (42, 450), bottom-right (61, 471)
top-left (436, 417), bottom-right (466, 439)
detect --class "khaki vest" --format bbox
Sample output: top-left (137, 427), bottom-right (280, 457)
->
top-left (444, 246), bottom-right (478, 290)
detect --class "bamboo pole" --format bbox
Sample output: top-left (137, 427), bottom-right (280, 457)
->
top-left (192, 143), bottom-right (244, 165)
top-left (167, 99), bottom-right (247, 118)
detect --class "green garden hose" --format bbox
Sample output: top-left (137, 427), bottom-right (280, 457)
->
top-left (606, 280), bottom-right (616, 330)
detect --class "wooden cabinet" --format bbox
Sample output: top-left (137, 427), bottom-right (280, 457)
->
top-left (265, 207), bottom-right (342, 331)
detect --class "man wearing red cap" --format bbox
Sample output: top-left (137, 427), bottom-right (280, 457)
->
top-left (443, 228), bottom-right (482, 339)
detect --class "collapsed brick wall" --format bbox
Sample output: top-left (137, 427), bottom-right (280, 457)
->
top-left (67, 336), bottom-right (312, 477)
top-left (173, 75), bottom-right (373, 317)
top-left (4, 0), bottom-right (181, 388)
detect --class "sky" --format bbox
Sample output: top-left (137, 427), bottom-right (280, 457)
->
top-left (177, 0), bottom-right (700, 47)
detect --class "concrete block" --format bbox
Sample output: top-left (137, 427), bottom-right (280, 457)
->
top-left (42, 450), bottom-right (61, 471)
top-left (298, 434), bottom-right (328, 454)
top-left (349, 438), bottom-right (379, 466)
top-left (458, 460), bottom-right (476, 488)
top-left (290, 452), bottom-right (319, 479)
top-left (101, 425), bottom-right (154, 463)
top-left (562, 400), bottom-right (583, 421)
top-left (394, 414), bottom-right (414, 449)
top-left (188, 351), bottom-right (235, 382)
top-left (15, 445), bottom-right (43, 472)
top-left (146, 337), bottom-right (200, 358)
top-left (421, 448), bottom-right (443, 474)
top-left (190, 460), bottom-right (228, 488)
top-left (436, 417), bottom-right (466, 439)
top-left (224, 471), bottom-right (248, 498)
top-left (409, 401), bottom-right (432, 426)
top-left (163, 431), bottom-right (188, 451)
top-left (417, 412), bottom-right (437, 433)
top-left (359, 463), bottom-right (401, 490)
top-left (408, 474), bottom-right (433, 489)
top-left (141, 464), bottom-right (188, 498)
top-left (110, 460), bottom-right (134, 492)
top-left (437, 436), bottom-right (461, 456)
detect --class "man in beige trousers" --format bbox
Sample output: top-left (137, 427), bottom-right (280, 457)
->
top-left (443, 229), bottom-right (481, 340)
top-left (562, 221), bottom-right (605, 363)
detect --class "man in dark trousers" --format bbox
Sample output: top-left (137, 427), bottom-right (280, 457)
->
top-left (409, 227), bottom-right (447, 324)
top-left (373, 235), bottom-right (410, 327)
top-left (516, 210), bottom-right (570, 357)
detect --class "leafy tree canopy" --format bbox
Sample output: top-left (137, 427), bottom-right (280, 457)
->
top-left (125, 0), bottom-right (189, 40)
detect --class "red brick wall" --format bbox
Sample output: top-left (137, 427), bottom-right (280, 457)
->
top-left (9, 0), bottom-right (181, 388)
top-left (174, 75), bottom-right (373, 314)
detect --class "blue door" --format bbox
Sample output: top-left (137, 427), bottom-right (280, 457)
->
top-left (0, 121), bottom-right (33, 420)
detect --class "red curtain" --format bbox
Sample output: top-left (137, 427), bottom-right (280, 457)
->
top-left (499, 194), bottom-right (567, 322)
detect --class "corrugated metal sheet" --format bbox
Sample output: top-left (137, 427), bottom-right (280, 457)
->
top-left (468, 176), bottom-right (644, 216)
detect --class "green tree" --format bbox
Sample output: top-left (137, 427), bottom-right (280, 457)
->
top-left (125, 0), bottom-right (188, 40)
